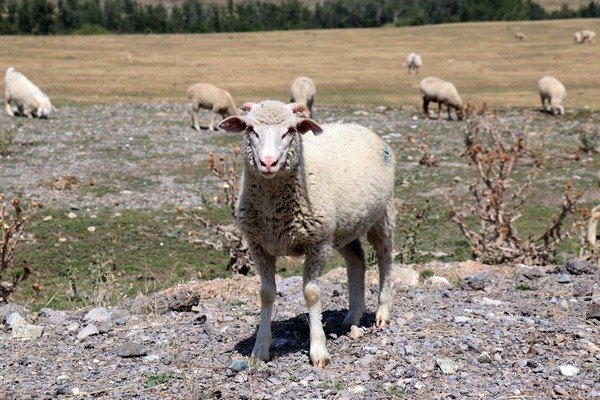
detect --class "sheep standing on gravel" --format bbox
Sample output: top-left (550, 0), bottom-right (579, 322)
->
top-left (289, 77), bottom-right (316, 116)
top-left (515, 32), bottom-right (526, 42)
top-left (4, 67), bottom-right (55, 118)
top-left (581, 29), bottom-right (596, 43)
top-left (217, 100), bottom-right (396, 367)
top-left (187, 83), bottom-right (239, 132)
top-left (406, 52), bottom-right (422, 74)
top-left (419, 76), bottom-right (463, 120)
top-left (538, 76), bottom-right (567, 115)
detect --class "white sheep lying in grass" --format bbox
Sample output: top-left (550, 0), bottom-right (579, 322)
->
top-left (187, 83), bottom-right (239, 132)
top-left (4, 67), bottom-right (55, 118)
top-left (419, 76), bottom-right (463, 120)
top-left (406, 52), bottom-right (422, 74)
top-left (289, 77), bottom-right (316, 116)
top-left (538, 76), bottom-right (566, 115)
top-left (217, 100), bottom-right (396, 367)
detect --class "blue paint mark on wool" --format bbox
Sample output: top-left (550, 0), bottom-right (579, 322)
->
top-left (382, 143), bottom-right (391, 167)
top-left (349, 124), bottom-right (391, 167)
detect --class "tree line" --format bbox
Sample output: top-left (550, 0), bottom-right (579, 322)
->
top-left (0, 0), bottom-right (598, 35)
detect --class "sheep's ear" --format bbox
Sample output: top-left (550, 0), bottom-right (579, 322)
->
top-left (218, 116), bottom-right (247, 133)
top-left (297, 118), bottom-right (324, 136)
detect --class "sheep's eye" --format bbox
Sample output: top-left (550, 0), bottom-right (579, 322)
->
top-left (285, 128), bottom-right (297, 137)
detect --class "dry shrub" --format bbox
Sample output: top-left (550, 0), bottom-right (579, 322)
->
top-left (0, 195), bottom-right (44, 303)
top-left (444, 107), bottom-right (585, 265)
top-left (188, 148), bottom-right (255, 275)
top-left (407, 132), bottom-right (437, 167)
top-left (0, 124), bottom-right (19, 155)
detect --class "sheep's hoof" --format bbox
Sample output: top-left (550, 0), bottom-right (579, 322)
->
top-left (342, 310), bottom-right (362, 326)
top-left (312, 357), bottom-right (330, 368)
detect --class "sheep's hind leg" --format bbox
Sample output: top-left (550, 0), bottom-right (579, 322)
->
top-left (251, 250), bottom-right (277, 363)
top-left (191, 103), bottom-right (201, 131)
top-left (303, 242), bottom-right (332, 367)
top-left (422, 99), bottom-right (430, 119)
top-left (367, 199), bottom-right (396, 327)
top-left (338, 239), bottom-right (366, 327)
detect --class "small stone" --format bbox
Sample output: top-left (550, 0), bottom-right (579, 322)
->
top-left (67, 212), bottom-right (77, 219)
top-left (348, 385), bottom-right (366, 394)
top-left (558, 274), bottom-right (571, 284)
top-left (363, 345), bottom-right (378, 354)
top-left (565, 259), bottom-right (598, 275)
top-left (350, 325), bottom-right (364, 339)
top-left (12, 324), bottom-right (44, 339)
top-left (77, 324), bottom-right (99, 341)
top-left (521, 267), bottom-right (544, 280)
top-left (116, 342), bottom-right (148, 358)
top-left (558, 365), bottom-right (580, 376)
top-left (83, 307), bottom-right (111, 323)
top-left (87, 226), bottom-right (96, 232)
top-left (554, 385), bottom-right (569, 396)
top-left (587, 304), bottom-right (600, 320)
top-left (477, 352), bottom-right (492, 363)
top-left (361, 354), bottom-right (376, 367)
top-left (72, 388), bottom-right (80, 395)
top-left (142, 355), bottom-right (160, 362)
top-left (425, 276), bottom-right (452, 288)
top-left (436, 358), bottom-right (459, 374)
top-left (114, 318), bottom-right (127, 326)
top-left (588, 342), bottom-right (600, 355)
top-left (230, 360), bottom-right (249, 372)
top-left (480, 297), bottom-right (502, 306)
top-left (6, 313), bottom-right (26, 330)
top-left (43, 215), bottom-right (53, 221)
top-left (573, 282), bottom-right (593, 297)
top-left (454, 316), bottom-right (471, 324)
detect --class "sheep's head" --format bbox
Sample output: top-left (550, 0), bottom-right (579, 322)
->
top-left (217, 100), bottom-right (323, 179)
top-left (36, 101), bottom-right (55, 118)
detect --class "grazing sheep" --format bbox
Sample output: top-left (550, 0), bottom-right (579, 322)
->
top-left (581, 29), bottom-right (596, 43)
top-left (289, 77), bottom-right (316, 116)
top-left (187, 83), bottom-right (239, 132)
top-left (4, 67), bottom-right (55, 118)
top-left (217, 100), bottom-right (396, 367)
top-left (574, 31), bottom-right (584, 44)
top-left (514, 32), bottom-right (526, 42)
top-left (406, 52), bottom-right (422, 74)
top-left (538, 76), bottom-right (567, 116)
top-left (419, 76), bottom-right (463, 120)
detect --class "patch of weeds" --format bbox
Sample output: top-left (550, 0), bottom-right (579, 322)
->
top-left (516, 283), bottom-right (534, 291)
top-left (289, 375), bottom-right (298, 382)
top-left (145, 371), bottom-right (175, 388)
top-left (420, 269), bottom-right (434, 279)
top-left (586, 364), bottom-right (595, 371)
top-left (388, 385), bottom-right (406, 395)
top-left (334, 381), bottom-right (344, 391)
top-left (0, 124), bottom-right (20, 155)
top-left (230, 300), bottom-right (245, 307)
top-left (396, 198), bottom-right (435, 264)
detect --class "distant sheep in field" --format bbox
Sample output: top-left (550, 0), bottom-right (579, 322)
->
top-left (514, 32), bottom-right (526, 42)
top-left (4, 67), bottom-right (55, 118)
top-left (406, 52), bottom-right (422, 74)
top-left (538, 76), bottom-right (567, 116)
top-left (419, 76), bottom-right (463, 120)
top-left (574, 31), bottom-right (584, 44)
top-left (187, 83), bottom-right (239, 132)
top-left (289, 76), bottom-right (316, 116)
top-left (581, 29), bottom-right (596, 43)
top-left (217, 100), bottom-right (396, 368)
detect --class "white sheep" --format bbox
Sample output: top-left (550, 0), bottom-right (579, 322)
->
top-left (217, 100), bottom-right (396, 367)
top-left (4, 67), bottom-right (55, 118)
top-left (538, 76), bottom-right (567, 115)
top-left (581, 29), bottom-right (596, 43)
top-left (574, 31), bottom-right (584, 44)
top-left (406, 52), bottom-right (422, 74)
top-left (419, 76), bottom-right (463, 120)
top-left (289, 77), bottom-right (316, 116)
top-left (187, 83), bottom-right (239, 132)
top-left (514, 32), bottom-right (526, 42)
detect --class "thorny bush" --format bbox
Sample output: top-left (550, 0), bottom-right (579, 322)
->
top-left (0, 195), bottom-right (44, 303)
top-left (188, 148), bottom-right (255, 275)
top-left (443, 106), bottom-right (586, 265)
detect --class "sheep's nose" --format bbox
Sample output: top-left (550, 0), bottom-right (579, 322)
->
top-left (260, 157), bottom-right (278, 172)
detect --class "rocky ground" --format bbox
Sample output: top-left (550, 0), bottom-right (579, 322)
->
top-left (1, 103), bottom-right (600, 399)
top-left (1, 259), bottom-right (600, 399)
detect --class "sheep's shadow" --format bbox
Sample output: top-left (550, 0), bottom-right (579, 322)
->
top-left (234, 309), bottom-right (377, 360)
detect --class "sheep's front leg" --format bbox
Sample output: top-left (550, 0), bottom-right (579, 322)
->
top-left (209, 112), bottom-right (217, 132)
top-left (303, 243), bottom-right (332, 367)
top-left (422, 99), bottom-right (430, 119)
top-left (191, 103), bottom-right (201, 131)
top-left (251, 250), bottom-right (277, 362)
top-left (5, 99), bottom-right (14, 117)
top-left (437, 102), bottom-right (443, 120)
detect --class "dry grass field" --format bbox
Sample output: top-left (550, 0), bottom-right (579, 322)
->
top-left (536, 0), bottom-right (592, 11)
top-left (1, 19), bottom-right (599, 110)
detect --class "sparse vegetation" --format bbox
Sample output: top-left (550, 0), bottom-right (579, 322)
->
top-left (420, 269), bottom-right (435, 279)
top-left (0, 124), bottom-right (19, 155)
top-left (516, 283), bottom-right (535, 290)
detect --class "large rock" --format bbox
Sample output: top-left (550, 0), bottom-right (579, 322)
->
top-left (565, 259), bottom-right (598, 275)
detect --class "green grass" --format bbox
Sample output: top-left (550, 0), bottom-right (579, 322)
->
top-left (12, 207), bottom-right (234, 311)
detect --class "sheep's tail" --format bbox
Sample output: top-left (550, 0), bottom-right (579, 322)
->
top-left (287, 103), bottom-right (310, 116)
